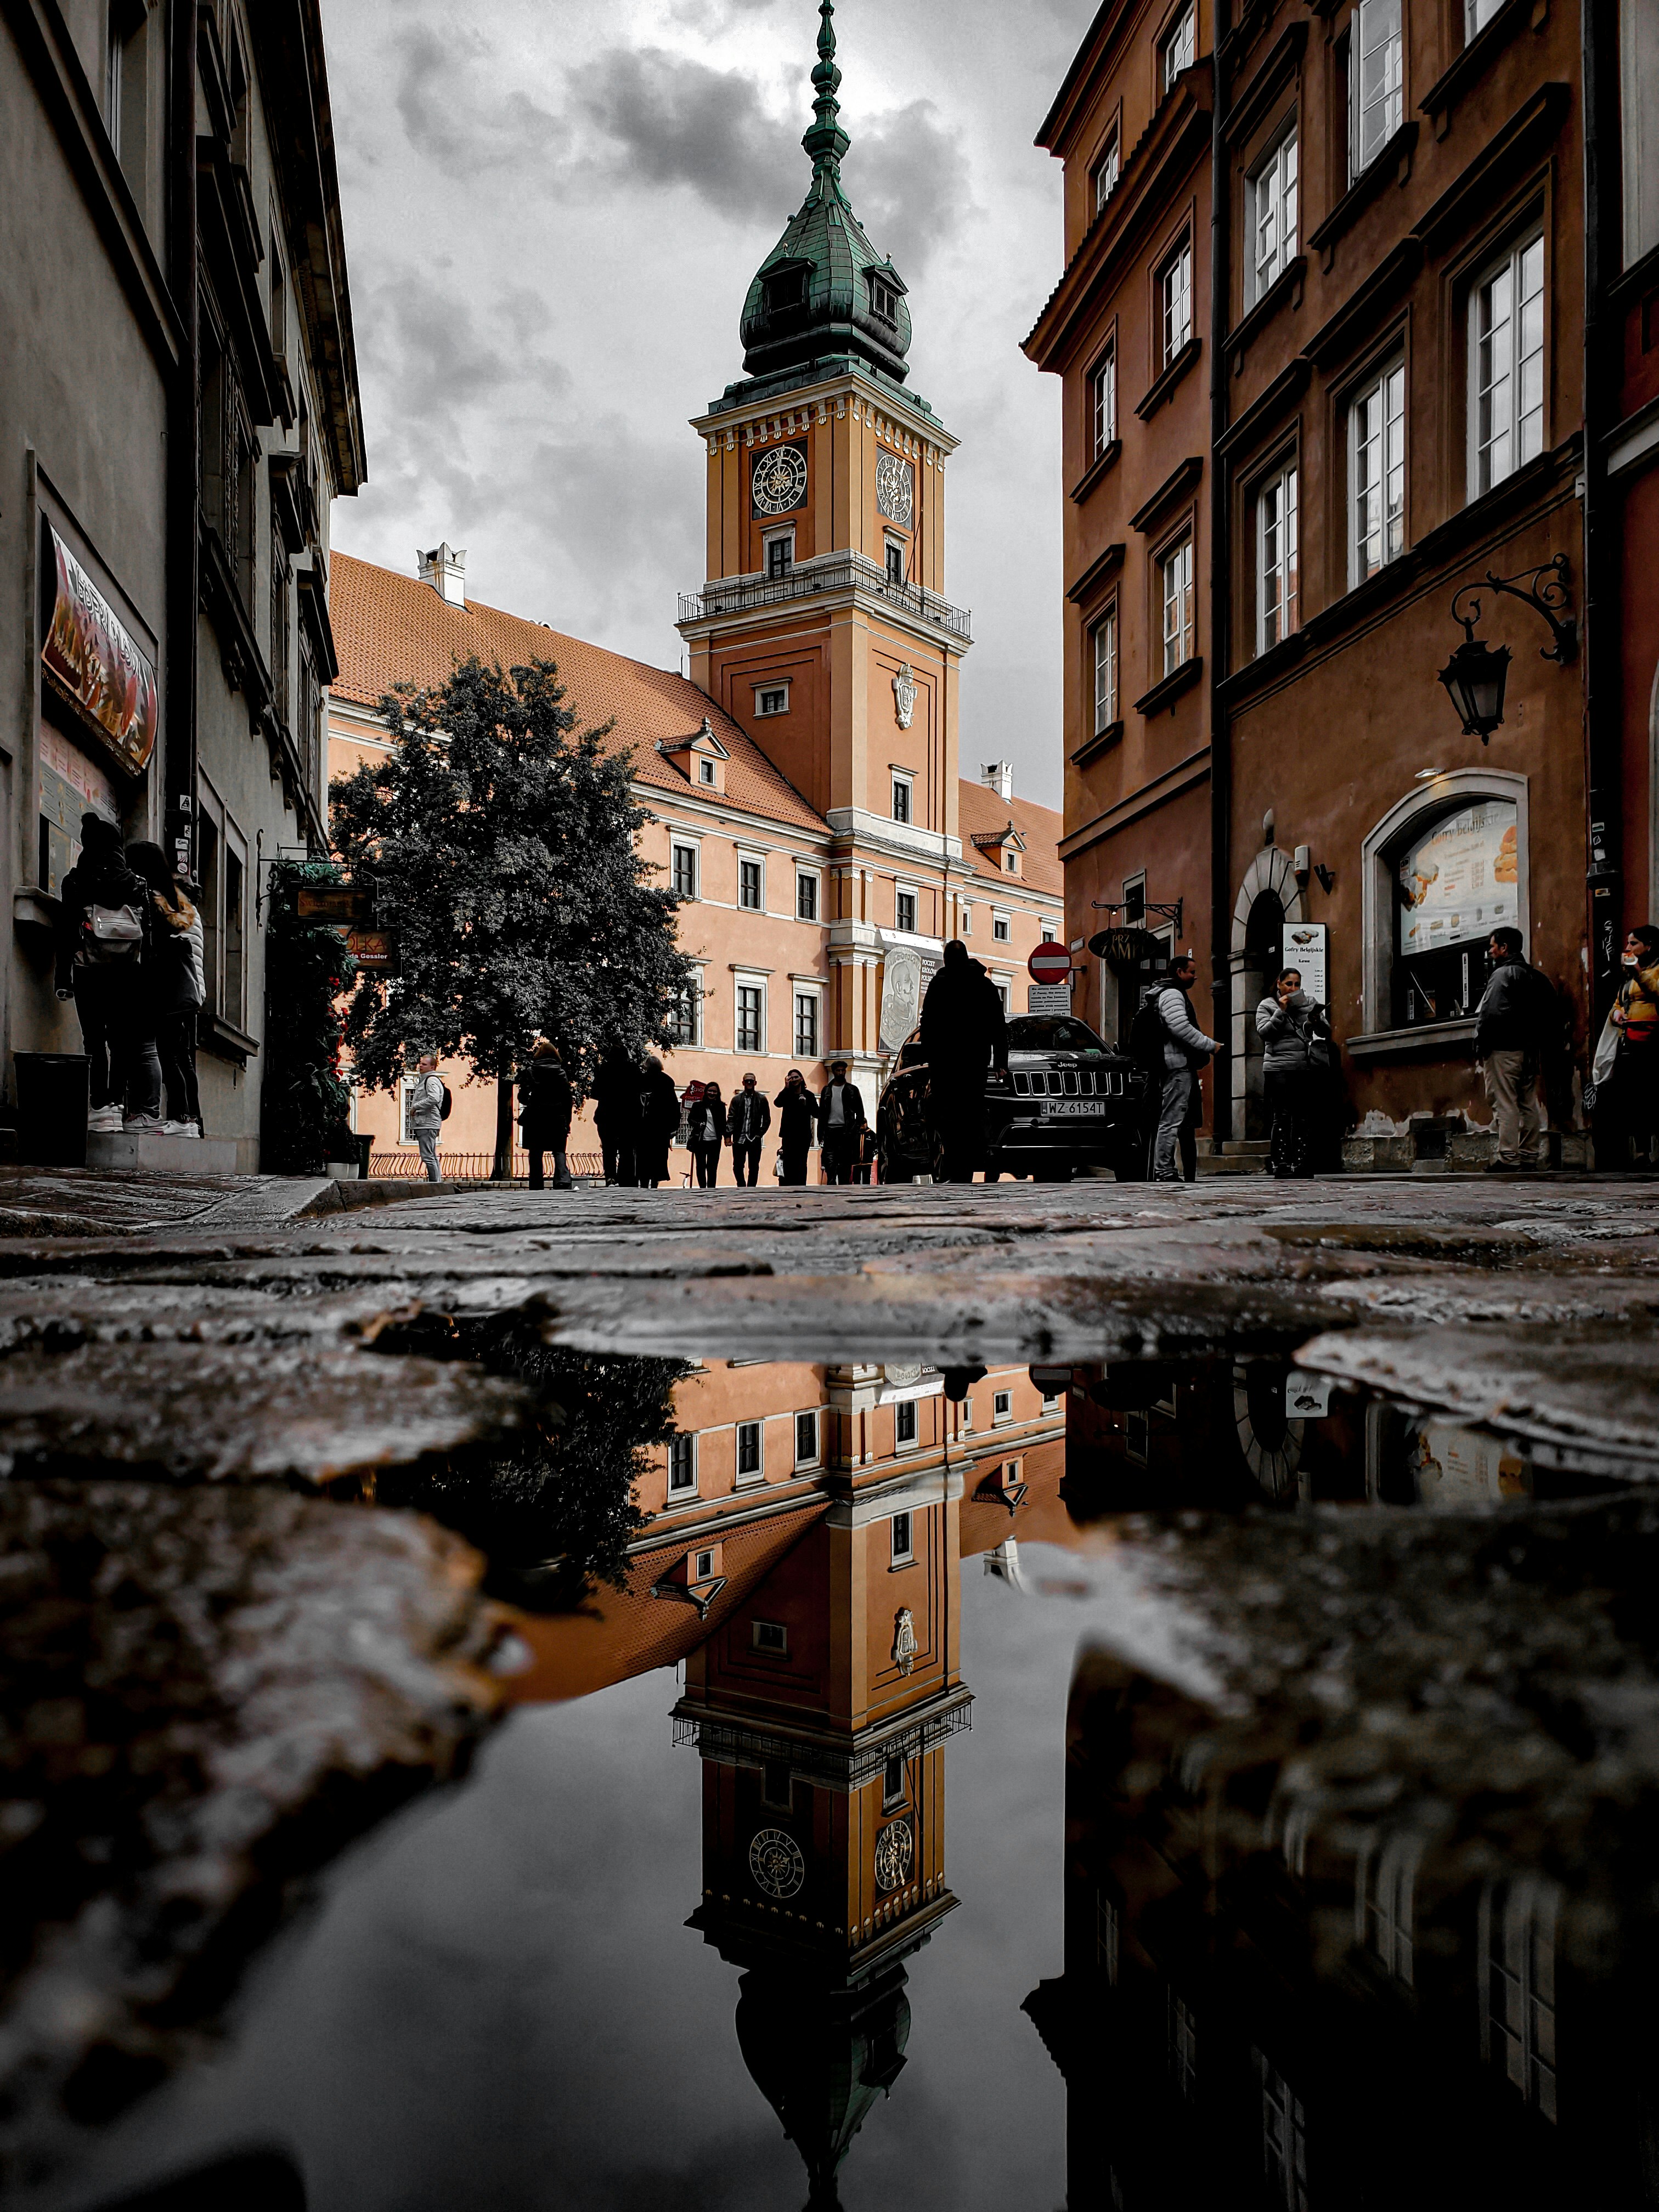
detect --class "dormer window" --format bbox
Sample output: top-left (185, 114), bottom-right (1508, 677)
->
top-left (870, 276), bottom-right (899, 324)
top-left (699, 757), bottom-right (716, 785)
top-left (764, 268), bottom-right (806, 316)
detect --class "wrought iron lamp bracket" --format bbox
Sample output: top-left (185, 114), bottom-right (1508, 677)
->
top-left (1090, 898), bottom-right (1184, 935)
top-left (1450, 551), bottom-right (1577, 664)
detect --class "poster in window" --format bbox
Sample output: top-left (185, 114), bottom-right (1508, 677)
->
top-left (1396, 800), bottom-right (1518, 956)
top-left (39, 525), bottom-right (158, 774)
top-left (37, 724), bottom-right (118, 897)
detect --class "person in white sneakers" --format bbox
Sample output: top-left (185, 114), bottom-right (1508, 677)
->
top-left (127, 843), bottom-right (204, 1137)
top-left (408, 1053), bottom-right (445, 1181)
top-left (54, 816), bottom-right (147, 1133)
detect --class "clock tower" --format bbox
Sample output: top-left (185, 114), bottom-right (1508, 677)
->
top-left (678, 0), bottom-right (973, 1075)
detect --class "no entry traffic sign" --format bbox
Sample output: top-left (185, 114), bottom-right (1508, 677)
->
top-left (1027, 941), bottom-right (1073, 986)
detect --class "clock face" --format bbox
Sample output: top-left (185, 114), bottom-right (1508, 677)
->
top-left (752, 443), bottom-right (808, 518)
top-left (874, 1816), bottom-right (915, 1893)
top-left (876, 453), bottom-right (915, 527)
top-left (749, 1826), bottom-right (806, 1899)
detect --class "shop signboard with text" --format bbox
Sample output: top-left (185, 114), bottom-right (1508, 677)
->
top-left (1397, 801), bottom-right (1519, 957)
top-left (1280, 921), bottom-right (1327, 1007)
top-left (39, 526), bottom-right (158, 776)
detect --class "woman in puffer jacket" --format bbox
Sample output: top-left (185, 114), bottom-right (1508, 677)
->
top-left (127, 843), bottom-right (204, 1137)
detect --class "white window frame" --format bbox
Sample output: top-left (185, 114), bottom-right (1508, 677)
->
top-left (1159, 235), bottom-right (1194, 365)
top-left (890, 1509), bottom-right (915, 1564)
top-left (1091, 605), bottom-right (1119, 735)
top-left (794, 1407), bottom-right (820, 1469)
top-left (1469, 232), bottom-right (1545, 500)
top-left (1092, 131), bottom-right (1120, 211)
top-left (735, 975), bottom-right (766, 1055)
top-left (1256, 461), bottom-right (1299, 654)
top-left (670, 838), bottom-right (700, 900)
top-left (668, 968), bottom-right (704, 1048)
top-left (1479, 1877), bottom-right (1559, 2121)
top-left (1160, 532), bottom-right (1196, 675)
top-left (754, 680), bottom-right (791, 718)
top-left (1256, 2051), bottom-right (1310, 2212)
top-left (1465, 0), bottom-right (1503, 36)
top-left (894, 1397), bottom-right (919, 1449)
top-left (667, 1432), bottom-right (698, 1498)
top-left (894, 883), bottom-right (919, 934)
top-left (992, 1387), bottom-right (1013, 1425)
top-left (1248, 120), bottom-right (1299, 306)
top-left (1090, 348), bottom-right (1117, 458)
top-left (795, 866), bottom-right (821, 922)
top-left (793, 986), bottom-right (821, 1058)
top-left (737, 851), bottom-right (766, 914)
top-left (960, 901), bottom-right (973, 936)
top-left (1350, 0), bottom-right (1403, 180)
top-left (992, 910), bottom-right (1011, 944)
top-left (764, 526), bottom-right (795, 579)
top-left (884, 533), bottom-right (907, 586)
top-left (1348, 356), bottom-right (1407, 586)
top-left (736, 1418), bottom-right (765, 1484)
top-left (891, 772), bottom-right (913, 825)
top-left (1160, 2), bottom-right (1195, 92)
top-left (697, 755), bottom-right (718, 786)
top-left (993, 977), bottom-right (1011, 1015)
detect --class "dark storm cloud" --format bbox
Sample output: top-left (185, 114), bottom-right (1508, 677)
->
top-left (569, 47), bottom-right (798, 221)
top-left (847, 98), bottom-right (973, 274)
top-left (392, 20), bottom-right (563, 178)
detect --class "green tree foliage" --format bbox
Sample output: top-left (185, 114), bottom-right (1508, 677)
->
top-left (329, 657), bottom-right (693, 1127)
top-left (260, 859), bottom-right (357, 1174)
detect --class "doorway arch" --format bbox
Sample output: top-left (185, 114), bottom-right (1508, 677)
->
top-left (1229, 847), bottom-right (1305, 1141)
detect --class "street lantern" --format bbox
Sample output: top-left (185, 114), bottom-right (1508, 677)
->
top-left (1436, 552), bottom-right (1576, 744)
top-left (1436, 631), bottom-right (1511, 743)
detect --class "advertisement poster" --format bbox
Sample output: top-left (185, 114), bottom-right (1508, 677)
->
top-left (1397, 800), bottom-right (1519, 956)
top-left (37, 724), bottom-right (117, 896)
top-left (1280, 921), bottom-right (1327, 1007)
top-left (40, 525), bottom-right (158, 775)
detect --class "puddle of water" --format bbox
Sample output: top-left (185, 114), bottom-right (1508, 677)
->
top-left (27, 1345), bottom-right (1659, 2212)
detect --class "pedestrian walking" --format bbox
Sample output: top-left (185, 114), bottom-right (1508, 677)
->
top-left (517, 1039), bottom-right (573, 1190)
top-left (408, 1051), bottom-right (445, 1182)
top-left (1150, 953), bottom-right (1218, 1183)
top-left (687, 1082), bottom-right (726, 1188)
top-left (1256, 966), bottom-right (1328, 1180)
top-left (725, 1071), bottom-right (770, 1186)
top-left (1591, 926), bottom-right (1659, 1171)
top-left (1475, 927), bottom-right (1554, 1173)
top-left (127, 843), bottom-right (204, 1137)
top-left (592, 1046), bottom-right (641, 1187)
top-left (853, 1123), bottom-right (878, 1184)
top-left (637, 1054), bottom-right (682, 1188)
top-left (817, 1059), bottom-right (867, 1184)
top-left (774, 1067), bottom-right (819, 1185)
top-left (918, 939), bottom-right (1008, 1183)
top-left (54, 815), bottom-right (151, 1133)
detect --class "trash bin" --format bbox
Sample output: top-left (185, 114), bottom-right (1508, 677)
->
top-left (14, 1052), bottom-right (90, 1167)
top-left (355, 1131), bottom-right (374, 1180)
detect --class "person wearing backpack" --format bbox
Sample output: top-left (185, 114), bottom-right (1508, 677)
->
top-left (1150, 953), bottom-right (1219, 1183)
top-left (1256, 966), bottom-right (1330, 1179)
top-left (1475, 927), bottom-right (1553, 1172)
top-left (408, 1051), bottom-right (447, 1182)
top-left (127, 842), bottom-right (202, 1137)
top-left (55, 814), bottom-right (151, 1133)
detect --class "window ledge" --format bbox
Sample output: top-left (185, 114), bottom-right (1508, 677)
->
top-left (200, 1013), bottom-right (261, 1065)
top-left (13, 888), bottom-right (61, 934)
top-left (1347, 1018), bottom-right (1477, 1062)
top-left (1069, 439), bottom-right (1122, 504)
top-left (1306, 121), bottom-right (1419, 269)
top-left (1131, 455), bottom-right (1204, 534)
top-left (1420, 0), bottom-right (1540, 135)
top-left (1133, 656), bottom-right (1204, 718)
top-left (1227, 255), bottom-right (1306, 373)
top-left (1301, 554), bottom-right (1421, 647)
top-left (1135, 337), bottom-right (1203, 421)
top-left (1066, 542), bottom-right (1126, 608)
top-left (1070, 719), bottom-right (1124, 766)
top-left (1216, 630), bottom-right (1307, 707)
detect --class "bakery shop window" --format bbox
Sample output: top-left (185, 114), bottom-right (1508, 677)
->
top-left (1392, 798), bottom-right (1520, 1028)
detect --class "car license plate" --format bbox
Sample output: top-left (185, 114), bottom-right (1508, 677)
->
top-left (1040, 1099), bottom-right (1105, 1120)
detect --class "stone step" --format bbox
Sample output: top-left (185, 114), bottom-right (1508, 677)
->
top-left (87, 1128), bottom-right (249, 1177)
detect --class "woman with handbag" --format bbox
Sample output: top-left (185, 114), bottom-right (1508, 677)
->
top-left (54, 815), bottom-right (152, 1132)
top-left (687, 1082), bottom-right (726, 1188)
top-left (127, 842), bottom-right (202, 1136)
top-left (516, 1039), bottom-right (574, 1190)
top-left (1256, 966), bottom-right (1328, 1180)
top-left (1591, 926), bottom-right (1659, 1171)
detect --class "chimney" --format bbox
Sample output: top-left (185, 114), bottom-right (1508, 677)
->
top-left (417, 543), bottom-right (467, 607)
top-left (983, 760), bottom-right (1012, 800)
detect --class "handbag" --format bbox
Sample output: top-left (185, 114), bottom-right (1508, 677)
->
top-left (83, 902), bottom-right (144, 961)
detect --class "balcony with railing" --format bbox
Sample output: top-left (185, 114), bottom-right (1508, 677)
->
top-left (678, 550), bottom-right (972, 643)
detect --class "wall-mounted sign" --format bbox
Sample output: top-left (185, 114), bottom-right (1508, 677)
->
top-left (1281, 921), bottom-right (1328, 1006)
top-left (1397, 800), bottom-right (1519, 956)
top-left (1026, 983), bottom-right (1074, 1014)
top-left (40, 525), bottom-right (157, 774)
top-left (345, 928), bottom-right (398, 974)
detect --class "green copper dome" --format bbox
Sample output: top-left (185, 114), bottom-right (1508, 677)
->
top-left (738, 0), bottom-right (913, 386)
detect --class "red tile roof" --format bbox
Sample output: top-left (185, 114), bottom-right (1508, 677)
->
top-left (957, 777), bottom-right (1063, 896)
top-left (327, 553), bottom-right (827, 836)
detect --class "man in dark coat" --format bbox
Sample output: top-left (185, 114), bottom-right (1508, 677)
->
top-left (725, 1071), bottom-right (771, 1186)
top-left (773, 1068), bottom-right (818, 1186)
top-left (918, 939), bottom-right (1009, 1183)
top-left (591, 1046), bottom-right (641, 1186)
top-left (637, 1054), bottom-right (683, 1188)
top-left (817, 1059), bottom-right (867, 1184)
top-left (517, 1039), bottom-right (574, 1190)
top-left (1475, 927), bottom-right (1554, 1172)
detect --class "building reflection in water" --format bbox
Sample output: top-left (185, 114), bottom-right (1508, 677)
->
top-left (509, 1357), bottom-right (1069, 2205)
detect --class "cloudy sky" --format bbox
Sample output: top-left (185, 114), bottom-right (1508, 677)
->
top-left (325, 0), bottom-right (1090, 808)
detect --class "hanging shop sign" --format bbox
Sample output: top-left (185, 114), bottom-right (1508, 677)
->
top-left (1280, 921), bottom-right (1328, 1006)
top-left (1396, 800), bottom-right (1519, 957)
top-left (40, 525), bottom-right (158, 775)
top-left (345, 928), bottom-right (398, 974)
top-left (297, 885), bottom-right (375, 926)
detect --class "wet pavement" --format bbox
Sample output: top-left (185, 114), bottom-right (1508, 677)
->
top-left (0, 1172), bottom-right (1656, 2207)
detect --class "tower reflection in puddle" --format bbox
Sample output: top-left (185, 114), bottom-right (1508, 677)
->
top-left (511, 1356), bottom-right (1069, 2204)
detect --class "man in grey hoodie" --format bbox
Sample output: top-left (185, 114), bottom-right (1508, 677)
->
top-left (1152, 953), bottom-right (1220, 1183)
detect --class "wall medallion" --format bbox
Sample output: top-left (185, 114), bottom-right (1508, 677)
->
top-left (749, 1826), bottom-right (806, 1899)
top-left (891, 1606), bottom-right (918, 1677)
top-left (892, 663), bottom-right (917, 730)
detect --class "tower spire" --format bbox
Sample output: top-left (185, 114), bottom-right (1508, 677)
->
top-left (802, 0), bottom-right (849, 184)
